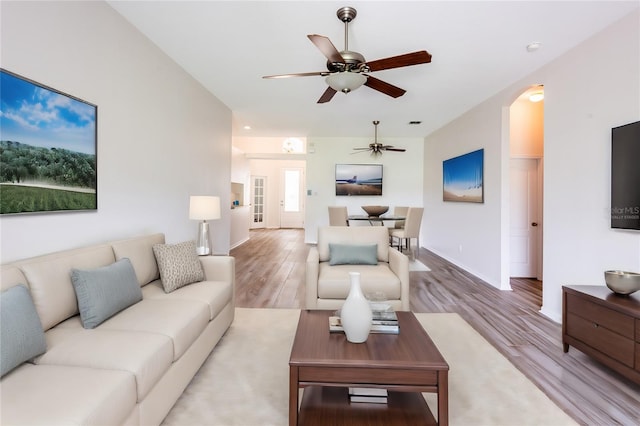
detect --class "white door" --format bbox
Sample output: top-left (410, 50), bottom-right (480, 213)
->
top-left (251, 176), bottom-right (266, 229)
top-left (510, 159), bottom-right (540, 278)
top-left (279, 168), bottom-right (304, 228)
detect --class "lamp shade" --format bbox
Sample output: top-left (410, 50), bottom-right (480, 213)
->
top-left (189, 196), bottom-right (221, 220)
top-left (325, 72), bottom-right (367, 93)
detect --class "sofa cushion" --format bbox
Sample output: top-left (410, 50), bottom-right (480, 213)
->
top-left (112, 233), bottom-right (165, 286)
top-left (0, 285), bottom-right (47, 377)
top-left (329, 243), bottom-right (378, 266)
top-left (0, 266), bottom-right (28, 291)
top-left (97, 299), bottom-right (209, 361)
top-left (38, 326), bottom-right (173, 401)
top-left (71, 258), bottom-right (143, 329)
top-left (18, 244), bottom-right (116, 331)
top-left (318, 263), bottom-right (401, 300)
top-left (152, 240), bottom-right (204, 293)
top-left (142, 279), bottom-right (233, 320)
top-left (0, 363), bottom-right (136, 426)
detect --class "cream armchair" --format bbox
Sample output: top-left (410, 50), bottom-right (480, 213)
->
top-left (306, 226), bottom-right (410, 311)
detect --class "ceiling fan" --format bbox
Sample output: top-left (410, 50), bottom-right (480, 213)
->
top-left (353, 121), bottom-right (406, 156)
top-left (262, 6), bottom-right (432, 103)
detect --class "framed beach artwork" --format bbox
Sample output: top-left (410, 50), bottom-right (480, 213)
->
top-left (443, 149), bottom-right (484, 203)
top-left (0, 69), bottom-right (97, 215)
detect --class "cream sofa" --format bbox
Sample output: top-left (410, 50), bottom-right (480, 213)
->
top-left (306, 226), bottom-right (410, 311)
top-left (0, 233), bottom-right (235, 426)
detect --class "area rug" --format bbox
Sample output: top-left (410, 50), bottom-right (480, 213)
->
top-left (409, 259), bottom-right (431, 271)
top-left (162, 308), bottom-right (577, 426)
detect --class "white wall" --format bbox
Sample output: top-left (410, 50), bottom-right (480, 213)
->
top-left (305, 137), bottom-right (424, 244)
top-left (537, 10), bottom-right (639, 320)
top-left (424, 10), bottom-right (640, 321)
top-left (231, 146), bottom-right (250, 205)
top-left (510, 97), bottom-right (544, 158)
top-left (424, 107), bottom-right (505, 287)
top-left (0, 1), bottom-right (232, 262)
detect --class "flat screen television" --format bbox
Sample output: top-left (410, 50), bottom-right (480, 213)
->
top-left (611, 120), bottom-right (640, 230)
top-left (335, 164), bottom-right (382, 196)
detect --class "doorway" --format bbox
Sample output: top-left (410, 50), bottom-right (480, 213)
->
top-left (508, 86), bottom-right (544, 282)
top-left (279, 167), bottom-right (304, 228)
top-left (509, 158), bottom-right (542, 278)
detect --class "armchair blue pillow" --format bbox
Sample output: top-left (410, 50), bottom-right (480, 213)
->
top-left (329, 243), bottom-right (378, 265)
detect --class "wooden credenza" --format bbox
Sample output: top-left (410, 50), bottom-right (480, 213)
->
top-left (562, 285), bottom-right (640, 385)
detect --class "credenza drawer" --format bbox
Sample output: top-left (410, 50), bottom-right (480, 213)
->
top-left (566, 293), bottom-right (634, 338)
top-left (566, 312), bottom-right (635, 367)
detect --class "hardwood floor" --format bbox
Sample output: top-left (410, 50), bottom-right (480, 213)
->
top-left (231, 229), bottom-right (640, 425)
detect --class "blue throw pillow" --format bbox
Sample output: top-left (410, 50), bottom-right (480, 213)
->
top-left (70, 258), bottom-right (143, 329)
top-left (0, 285), bottom-right (47, 377)
top-left (329, 244), bottom-right (378, 266)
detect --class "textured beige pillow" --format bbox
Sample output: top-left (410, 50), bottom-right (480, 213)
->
top-left (152, 241), bottom-right (204, 293)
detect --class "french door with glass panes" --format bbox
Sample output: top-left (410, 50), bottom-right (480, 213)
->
top-left (251, 175), bottom-right (266, 229)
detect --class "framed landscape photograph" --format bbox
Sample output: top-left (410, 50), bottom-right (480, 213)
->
top-left (0, 69), bottom-right (97, 215)
top-left (335, 164), bottom-right (383, 196)
top-left (443, 149), bottom-right (484, 203)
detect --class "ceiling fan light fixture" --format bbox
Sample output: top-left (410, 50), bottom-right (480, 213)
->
top-left (325, 72), bottom-right (367, 93)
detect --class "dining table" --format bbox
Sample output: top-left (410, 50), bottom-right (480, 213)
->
top-left (347, 214), bottom-right (406, 226)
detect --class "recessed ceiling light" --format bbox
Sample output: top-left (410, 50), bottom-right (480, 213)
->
top-left (243, 125), bottom-right (251, 130)
top-left (408, 121), bottom-right (422, 125)
top-left (526, 42), bottom-right (541, 52)
top-left (529, 91), bottom-right (544, 102)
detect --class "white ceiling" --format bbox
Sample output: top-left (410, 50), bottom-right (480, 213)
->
top-left (108, 1), bottom-right (638, 139)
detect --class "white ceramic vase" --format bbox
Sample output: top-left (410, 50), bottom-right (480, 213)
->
top-left (341, 272), bottom-right (373, 343)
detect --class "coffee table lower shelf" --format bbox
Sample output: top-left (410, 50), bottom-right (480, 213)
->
top-left (298, 386), bottom-right (437, 425)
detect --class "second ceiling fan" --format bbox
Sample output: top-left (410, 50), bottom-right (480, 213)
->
top-left (263, 6), bottom-right (432, 103)
top-left (353, 121), bottom-right (406, 156)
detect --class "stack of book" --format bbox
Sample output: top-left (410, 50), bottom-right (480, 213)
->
top-left (348, 387), bottom-right (388, 404)
top-left (371, 309), bottom-right (399, 333)
top-left (329, 310), bottom-right (399, 334)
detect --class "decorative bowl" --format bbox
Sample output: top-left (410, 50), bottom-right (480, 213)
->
top-left (604, 270), bottom-right (640, 295)
top-left (361, 205), bottom-right (389, 217)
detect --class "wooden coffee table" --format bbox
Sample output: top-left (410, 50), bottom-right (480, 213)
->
top-left (289, 310), bottom-right (449, 425)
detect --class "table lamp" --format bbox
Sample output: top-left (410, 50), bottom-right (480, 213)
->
top-left (189, 196), bottom-right (221, 256)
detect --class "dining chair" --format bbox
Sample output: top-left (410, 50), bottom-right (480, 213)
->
top-left (389, 207), bottom-right (424, 257)
top-left (328, 206), bottom-right (349, 226)
top-left (392, 206), bottom-right (409, 229)
top-left (388, 206), bottom-right (408, 244)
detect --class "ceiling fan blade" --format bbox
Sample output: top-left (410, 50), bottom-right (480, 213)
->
top-left (353, 147), bottom-right (371, 151)
top-left (263, 71), bottom-right (329, 79)
top-left (383, 148), bottom-right (406, 152)
top-left (307, 34), bottom-right (345, 64)
top-left (364, 76), bottom-right (406, 98)
top-left (317, 87), bottom-right (337, 103)
top-left (366, 50), bottom-right (432, 72)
